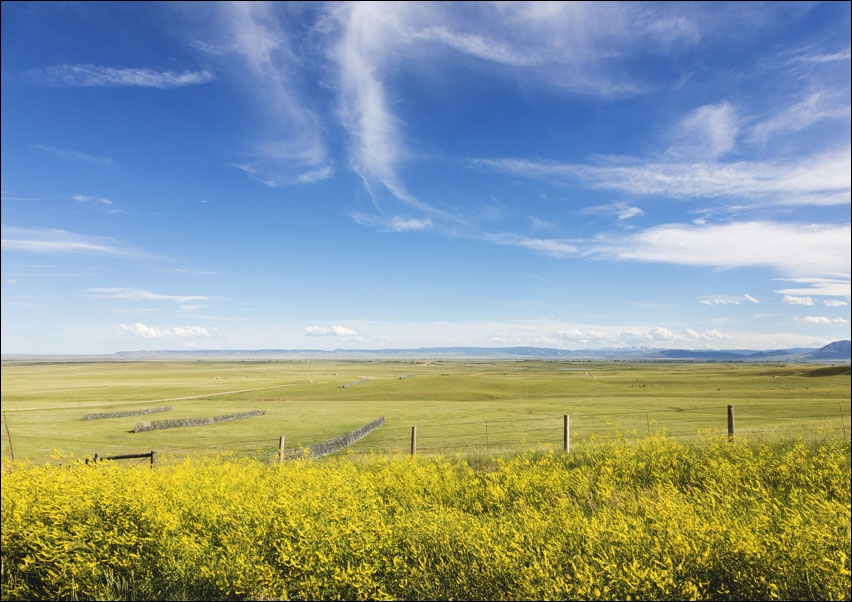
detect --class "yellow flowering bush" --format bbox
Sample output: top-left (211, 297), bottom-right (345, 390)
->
top-left (2, 435), bottom-right (849, 600)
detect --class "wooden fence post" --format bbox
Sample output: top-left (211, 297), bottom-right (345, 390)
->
top-left (3, 412), bottom-right (14, 462)
top-left (411, 426), bottom-right (417, 456)
top-left (727, 405), bottom-right (735, 441)
top-left (150, 450), bottom-right (157, 466)
top-left (563, 415), bottom-right (570, 453)
top-left (279, 436), bottom-right (285, 464)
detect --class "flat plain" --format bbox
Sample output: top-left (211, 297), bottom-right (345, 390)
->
top-left (1, 359), bottom-right (849, 465)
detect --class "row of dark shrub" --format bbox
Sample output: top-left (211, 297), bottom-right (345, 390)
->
top-left (132, 410), bottom-right (266, 432)
top-left (284, 417), bottom-right (385, 459)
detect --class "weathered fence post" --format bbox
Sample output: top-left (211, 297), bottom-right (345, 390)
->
top-left (563, 415), bottom-right (570, 453)
top-left (727, 405), bottom-right (735, 441)
top-left (411, 426), bottom-right (417, 456)
top-left (3, 412), bottom-right (14, 462)
top-left (150, 450), bottom-right (157, 466)
top-left (279, 436), bottom-right (285, 464)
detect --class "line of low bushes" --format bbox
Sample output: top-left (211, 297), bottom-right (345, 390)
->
top-left (82, 406), bottom-right (172, 421)
top-left (284, 417), bottom-right (385, 460)
top-left (132, 410), bottom-right (266, 432)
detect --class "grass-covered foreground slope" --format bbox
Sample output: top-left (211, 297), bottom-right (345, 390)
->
top-left (2, 434), bottom-right (849, 601)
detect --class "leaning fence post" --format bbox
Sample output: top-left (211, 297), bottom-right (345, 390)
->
top-left (279, 436), bottom-right (285, 464)
top-left (727, 405), bottom-right (735, 441)
top-left (3, 412), bottom-right (14, 462)
top-left (411, 426), bottom-right (417, 456)
top-left (563, 415), bottom-right (570, 453)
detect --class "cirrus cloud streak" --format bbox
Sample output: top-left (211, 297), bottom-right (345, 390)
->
top-left (589, 221), bottom-right (851, 284)
top-left (29, 64), bottom-right (214, 88)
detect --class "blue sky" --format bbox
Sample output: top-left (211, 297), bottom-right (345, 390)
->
top-left (1, 1), bottom-right (850, 355)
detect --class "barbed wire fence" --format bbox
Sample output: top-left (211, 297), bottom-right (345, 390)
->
top-left (256, 401), bottom-right (851, 462)
top-left (3, 402), bottom-right (849, 465)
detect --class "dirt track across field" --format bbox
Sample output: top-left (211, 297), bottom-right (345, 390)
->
top-left (3, 381), bottom-right (308, 412)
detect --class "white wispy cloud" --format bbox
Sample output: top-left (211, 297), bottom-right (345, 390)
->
top-left (667, 103), bottom-right (739, 160)
top-left (429, 2), bottom-right (701, 96)
top-left (194, 2), bottom-right (329, 185)
top-left (350, 212), bottom-right (433, 232)
top-left (616, 206), bottom-right (644, 220)
top-left (474, 147), bottom-right (851, 206)
top-left (535, 324), bottom-right (734, 349)
top-left (1, 226), bottom-right (145, 257)
top-left (29, 64), bottom-right (214, 88)
top-left (333, 2), bottom-right (421, 207)
top-left (412, 26), bottom-right (536, 67)
top-left (0, 195), bottom-right (45, 201)
top-left (775, 277), bottom-right (852, 298)
top-left (30, 143), bottom-right (114, 166)
top-left (171, 325), bottom-right (212, 337)
top-left (73, 195), bottom-right (121, 213)
top-left (232, 163), bottom-right (333, 187)
top-left (84, 288), bottom-right (211, 305)
top-left (579, 203), bottom-right (645, 220)
top-left (749, 90), bottom-right (852, 143)
top-left (589, 221), bottom-right (851, 283)
top-left (793, 46), bottom-right (852, 64)
top-left (2, 263), bottom-right (83, 278)
top-left (701, 294), bottom-right (760, 305)
top-left (645, 326), bottom-right (677, 342)
top-left (302, 323), bottom-right (389, 343)
top-left (295, 166), bottom-right (335, 184)
top-left (484, 232), bottom-right (578, 258)
top-left (186, 317), bottom-right (840, 352)
top-left (118, 322), bottom-right (212, 339)
top-left (329, 1), bottom-right (705, 212)
top-left (794, 316), bottom-right (848, 324)
top-left (74, 194), bottom-right (112, 206)
top-left (305, 325), bottom-right (359, 337)
top-left (782, 295), bottom-right (815, 306)
top-left (824, 299), bottom-right (848, 308)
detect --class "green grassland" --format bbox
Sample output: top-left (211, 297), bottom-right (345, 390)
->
top-left (1, 359), bottom-right (849, 464)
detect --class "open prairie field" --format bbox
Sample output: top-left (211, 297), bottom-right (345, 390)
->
top-left (1, 359), bottom-right (849, 465)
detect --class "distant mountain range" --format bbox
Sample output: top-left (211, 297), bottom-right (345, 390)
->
top-left (5, 340), bottom-right (849, 363)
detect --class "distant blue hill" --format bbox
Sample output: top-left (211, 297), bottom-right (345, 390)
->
top-left (107, 340), bottom-right (852, 361)
top-left (808, 340), bottom-right (851, 359)
top-left (4, 341), bottom-right (849, 363)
